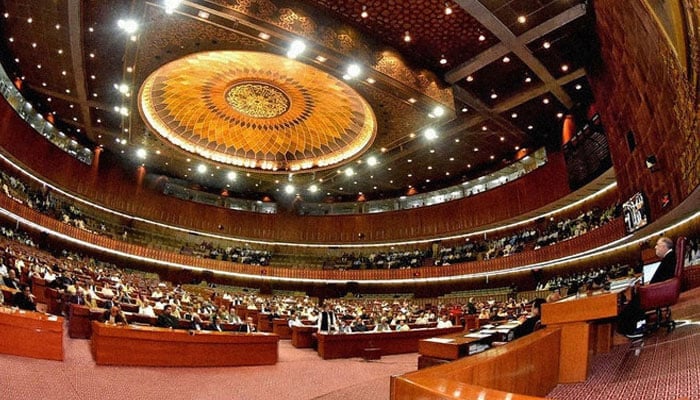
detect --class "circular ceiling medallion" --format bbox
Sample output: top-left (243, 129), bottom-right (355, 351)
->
top-left (225, 82), bottom-right (290, 118)
top-left (138, 51), bottom-right (377, 172)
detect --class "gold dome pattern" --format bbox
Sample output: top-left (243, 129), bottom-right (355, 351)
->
top-left (139, 51), bottom-right (377, 172)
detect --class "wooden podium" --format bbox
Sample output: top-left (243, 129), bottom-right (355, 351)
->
top-left (541, 291), bottom-right (619, 383)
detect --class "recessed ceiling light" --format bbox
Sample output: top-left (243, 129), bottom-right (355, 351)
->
top-left (542, 98), bottom-right (550, 104)
top-left (527, 125), bottom-right (533, 130)
top-left (449, 157), bottom-right (454, 161)
top-left (404, 31), bottom-right (411, 42)
top-left (407, 98), bottom-right (417, 104)
top-left (561, 64), bottom-right (569, 72)
top-left (197, 11), bottom-right (209, 19)
top-left (361, 5), bottom-right (368, 18)
top-left (473, 147), bottom-right (479, 152)
top-left (287, 39), bottom-right (306, 59)
top-left (117, 19), bottom-right (139, 34)
top-left (517, 15), bottom-right (526, 24)
top-left (136, 148), bottom-right (147, 159)
top-left (346, 63), bottom-right (361, 78)
top-left (32, 42), bottom-right (37, 48)
top-left (197, 164), bottom-right (207, 173)
top-left (557, 112), bottom-right (564, 118)
top-left (481, 125), bottom-right (488, 131)
top-left (511, 113), bottom-right (518, 118)
top-left (502, 56), bottom-right (510, 63)
top-left (575, 84), bottom-right (582, 90)
top-left (27, 17), bottom-right (33, 23)
top-left (490, 92), bottom-right (498, 99)
top-left (461, 107), bottom-right (468, 112)
top-left (8, 37), bottom-right (13, 42)
top-left (500, 136), bottom-right (505, 141)
top-left (543, 41), bottom-right (551, 49)
top-left (439, 55), bottom-right (447, 65)
top-left (315, 55), bottom-right (327, 63)
top-left (478, 34), bottom-right (486, 41)
top-left (3, 13), bottom-right (9, 18)
top-left (126, 66), bottom-right (133, 73)
top-left (366, 77), bottom-right (375, 84)
top-left (445, 3), bottom-right (453, 15)
top-left (454, 139), bottom-right (460, 143)
top-left (367, 156), bottom-right (378, 166)
top-left (466, 75), bottom-right (474, 82)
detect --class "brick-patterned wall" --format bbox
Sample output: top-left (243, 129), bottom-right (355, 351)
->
top-left (589, 0), bottom-right (699, 221)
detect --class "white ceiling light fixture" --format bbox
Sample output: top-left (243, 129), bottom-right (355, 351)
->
top-left (287, 39), bottom-right (306, 59)
top-left (117, 18), bottom-right (139, 34)
top-left (163, 0), bottom-right (182, 14)
top-left (424, 128), bottom-right (438, 140)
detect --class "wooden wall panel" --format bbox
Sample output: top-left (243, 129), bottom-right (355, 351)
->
top-left (1, 97), bottom-right (572, 244)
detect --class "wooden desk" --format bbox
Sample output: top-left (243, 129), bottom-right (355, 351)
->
top-left (391, 329), bottom-right (561, 400)
top-left (541, 291), bottom-right (619, 383)
top-left (316, 326), bottom-right (463, 360)
top-left (69, 303), bottom-right (92, 338)
top-left (291, 325), bottom-right (317, 348)
top-left (91, 321), bottom-right (279, 367)
top-left (418, 331), bottom-right (492, 361)
top-left (272, 318), bottom-right (292, 339)
top-left (0, 306), bottom-right (64, 361)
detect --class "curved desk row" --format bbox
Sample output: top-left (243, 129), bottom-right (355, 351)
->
top-left (91, 321), bottom-right (279, 367)
top-left (316, 326), bottom-right (464, 359)
top-left (391, 328), bottom-right (561, 400)
top-left (0, 306), bottom-right (63, 361)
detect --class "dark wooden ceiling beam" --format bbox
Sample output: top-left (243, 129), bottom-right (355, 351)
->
top-left (451, 1), bottom-right (586, 108)
top-left (446, 4), bottom-right (587, 84)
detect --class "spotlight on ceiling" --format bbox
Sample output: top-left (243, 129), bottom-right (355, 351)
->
top-left (360, 5), bottom-right (368, 18)
top-left (424, 128), bottom-right (438, 140)
top-left (227, 171), bottom-right (237, 181)
top-left (432, 106), bottom-right (445, 117)
top-left (344, 168), bottom-right (355, 177)
top-left (366, 156), bottom-right (378, 166)
top-left (117, 19), bottom-right (139, 34)
top-left (308, 184), bottom-right (319, 193)
top-left (346, 64), bottom-right (361, 79)
top-left (286, 39), bottom-right (306, 59)
top-left (284, 184), bottom-right (295, 194)
top-left (197, 164), bottom-right (207, 173)
top-left (136, 148), bottom-right (147, 159)
top-left (163, 0), bottom-right (182, 14)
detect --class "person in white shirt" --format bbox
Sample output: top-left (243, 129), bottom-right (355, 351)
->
top-left (437, 315), bottom-right (453, 328)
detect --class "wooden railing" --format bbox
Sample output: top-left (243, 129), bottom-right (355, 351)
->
top-left (0, 194), bottom-right (626, 282)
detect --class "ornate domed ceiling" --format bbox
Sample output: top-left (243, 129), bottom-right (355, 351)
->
top-left (139, 51), bottom-right (376, 173)
top-left (0, 0), bottom-right (598, 204)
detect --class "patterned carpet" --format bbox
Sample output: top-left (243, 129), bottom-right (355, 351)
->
top-left (549, 286), bottom-right (700, 400)
top-left (1, 288), bottom-right (698, 400)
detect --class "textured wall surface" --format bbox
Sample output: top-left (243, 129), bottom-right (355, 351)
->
top-left (590, 0), bottom-right (699, 220)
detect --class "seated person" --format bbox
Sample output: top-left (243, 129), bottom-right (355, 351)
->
top-left (3, 269), bottom-right (21, 290)
top-left (513, 298), bottom-right (546, 339)
top-left (618, 236), bottom-right (677, 338)
top-left (436, 314), bottom-right (453, 328)
top-left (156, 304), bottom-right (179, 329)
top-left (396, 319), bottom-right (410, 331)
top-left (101, 305), bottom-right (128, 325)
top-left (373, 317), bottom-right (392, 332)
top-left (351, 317), bottom-right (368, 332)
top-left (338, 319), bottom-right (353, 333)
top-left (12, 284), bottom-right (36, 311)
top-left (288, 313), bottom-right (304, 328)
top-left (237, 316), bottom-right (257, 333)
top-left (207, 314), bottom-right (223, 332)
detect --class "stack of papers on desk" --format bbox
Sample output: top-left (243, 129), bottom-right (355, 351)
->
top-left (424, 337), bottom-right (455, 343)
top-left (464, 332), bottom-right (492, 339)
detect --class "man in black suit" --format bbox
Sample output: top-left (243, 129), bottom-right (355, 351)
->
top-left (237, 316), bottom-right (256, 333)
top-left (650, 237), bottom-right (676, 283)
top-left (12, 284), bottom-right (36, 311)
top-left (618, 237), bottom-right (677, 338)
top-left (3, 269), bottom-right (21, 290)
top-left (101, 305), bottom-right (129, 325)
top-left (156, 304), bottom-right (179, 329)
top-left (317, 303), bottom-right (338, 333)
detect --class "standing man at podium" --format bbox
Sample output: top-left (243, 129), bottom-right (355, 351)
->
top-left (317, 303), bottom-right (338, 333)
